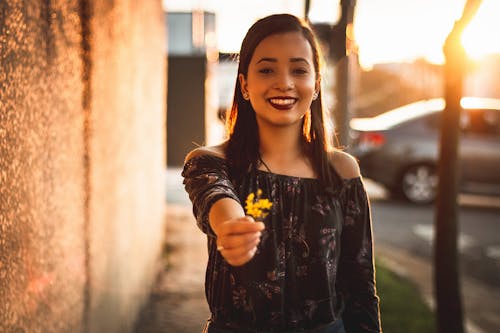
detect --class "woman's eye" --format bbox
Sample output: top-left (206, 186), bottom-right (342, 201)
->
top-left (258, 68), bottom-right (273, 74)
top-left (293, 68), bottom-right (308, 75)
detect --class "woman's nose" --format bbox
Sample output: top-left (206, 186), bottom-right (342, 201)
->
top-left (274, 73), bottom-right (294, 91)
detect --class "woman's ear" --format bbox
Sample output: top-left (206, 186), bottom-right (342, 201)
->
top-left (238, 73), bottom-right (249, 99)
top-left (314, 77), bottom-right (321, 96)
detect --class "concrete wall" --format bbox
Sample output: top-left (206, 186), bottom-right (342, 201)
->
top-left (0, 1), bottom-right (166, 332)
top-left (87, 0), bottom-right (166, 331)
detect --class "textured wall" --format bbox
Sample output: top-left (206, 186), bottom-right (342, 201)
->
top-left (0, 1), bottom-right (86, 332)
top-left (0, 0), bottom-right (166, 332)
top-left (87, 0), bottom-right (166, 332)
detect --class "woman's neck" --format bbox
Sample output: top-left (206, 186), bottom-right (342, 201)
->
top-left (257, 124), bottom-right (314, 177)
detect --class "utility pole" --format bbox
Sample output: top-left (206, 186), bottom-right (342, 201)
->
top-left (307, 1), bottom-right (356, 148)
top-left (333, 0), bottom-right (356, 148)
top-left (304, 0), bottom-right (311, 21)
top-left (434, 1), bottom-right (482, 332)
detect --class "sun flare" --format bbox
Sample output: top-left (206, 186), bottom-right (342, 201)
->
top-left (461, 0), bottom-right (500, 60)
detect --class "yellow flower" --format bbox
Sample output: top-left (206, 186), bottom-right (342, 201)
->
top-left (245, 189), bottom-right (273, 220)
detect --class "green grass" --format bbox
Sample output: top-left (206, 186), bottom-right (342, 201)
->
top-left (376, 260), bottom-right (436, 333)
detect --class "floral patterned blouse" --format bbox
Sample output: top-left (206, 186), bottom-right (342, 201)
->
top-left (182, 154), bottom-right (381, 332)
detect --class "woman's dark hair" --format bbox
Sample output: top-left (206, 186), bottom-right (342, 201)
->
top-left (225, 13), bottom-right (335, 185)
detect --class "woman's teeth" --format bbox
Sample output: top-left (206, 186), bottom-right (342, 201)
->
top-left (269, 98), bottom-right (295, 105)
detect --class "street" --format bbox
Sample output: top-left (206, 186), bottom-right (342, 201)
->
top-left (368, 179), bottom-right (500, 333)
top-left (371, 194), bottom-right (500, 287)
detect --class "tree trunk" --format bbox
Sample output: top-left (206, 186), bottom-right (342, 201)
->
top-left (434, 1), bottom-right (482, 332)
top-left (435, 34), bottom-right (465, 333)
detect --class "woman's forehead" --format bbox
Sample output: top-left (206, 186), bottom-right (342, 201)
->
top-left (251, 32), bottom-right (313, 63)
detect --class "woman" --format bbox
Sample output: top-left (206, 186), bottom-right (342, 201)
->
top-left (182, 14), bottom-right (381, 333)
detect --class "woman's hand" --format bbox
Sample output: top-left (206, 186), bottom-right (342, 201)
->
top-left (213, 216), bottom-right (265, 266)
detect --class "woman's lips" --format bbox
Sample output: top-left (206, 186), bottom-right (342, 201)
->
top-left (268, 97), bottom-right (297, 110)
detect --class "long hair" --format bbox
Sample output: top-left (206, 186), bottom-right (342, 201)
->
top-left (225, 14), bottom-right (335, 186)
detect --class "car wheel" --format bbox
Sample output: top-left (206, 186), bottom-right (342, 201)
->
top-left (400, 164), bottom-right (438, 204)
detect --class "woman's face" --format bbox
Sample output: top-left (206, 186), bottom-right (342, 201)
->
top-left (239, 31), bottom-right (319, 130)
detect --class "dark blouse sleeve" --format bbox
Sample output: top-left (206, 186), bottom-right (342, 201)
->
top-left (181, 154), bottom-right (241, 237)
top-left (338, 177), bottom-right (381, 332)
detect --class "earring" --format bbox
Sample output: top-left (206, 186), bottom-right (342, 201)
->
top-left (312, 92), bottom-right (319, 100)
top-left (242, 92), bottom-right (249, 100)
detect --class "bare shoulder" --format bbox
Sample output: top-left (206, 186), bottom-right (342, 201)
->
top-left (328, 149), bottom-right (361, 180)
top-left (184, 142), bottom-right (227, 163)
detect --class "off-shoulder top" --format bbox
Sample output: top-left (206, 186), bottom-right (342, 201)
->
top-left (182, 154), bottom-right (381, 332)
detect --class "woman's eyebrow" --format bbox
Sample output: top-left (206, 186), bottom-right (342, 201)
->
top-left (290, 57), bottom-right (310, 65)
top-left (256, 57), bottom-right (310, 65)
top-left (256, 57), bottom-right (277, 64)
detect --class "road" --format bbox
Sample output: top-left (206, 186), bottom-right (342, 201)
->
top-left (370, 190), bottom-right (500, 288)
top-left (367, 179), bottom-right (500, 333)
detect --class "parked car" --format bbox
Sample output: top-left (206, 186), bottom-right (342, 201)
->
top-left (349, 97), bottom-right (500, 204)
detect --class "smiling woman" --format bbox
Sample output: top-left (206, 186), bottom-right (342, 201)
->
top-left (182, 13), bottom-right (381, 333)
top-left (238, 31), bottom-right (319, 135)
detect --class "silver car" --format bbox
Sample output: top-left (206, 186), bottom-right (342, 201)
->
top-left (349, 97), bottom-right (500, 204)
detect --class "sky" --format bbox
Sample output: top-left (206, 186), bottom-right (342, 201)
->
top-left (163, 0), bottom-right (500, 69)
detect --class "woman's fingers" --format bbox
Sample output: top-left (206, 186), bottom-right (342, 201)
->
top-left (214, 216), bottom-right (266, 266)
top-left (217, 217), bottom-right (265, 237)
top-left (216, 231), bottom-right (261, 251)
top-left (219, 236), bottom-right (261, 266)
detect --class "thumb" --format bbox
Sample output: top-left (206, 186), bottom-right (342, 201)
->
top-left (243, 215), bottom-right (255, 223)
top-left (243, 216), bottom-right (265, 231)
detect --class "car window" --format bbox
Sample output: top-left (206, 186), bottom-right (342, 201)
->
top-left (462, 109), bottom-right (500, 136)
top-left (424, 113), bottom-right (441, 130)
top-left (484, 110), bottom-right (500, 136)
top-left (424, 109), bottom-right (500, 136)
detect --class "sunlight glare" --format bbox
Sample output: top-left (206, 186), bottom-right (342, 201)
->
top-left (461, 0), bottom-right (500, 60)
top-left (164, 0), bottom-right (500, 67)
top-left (354, 0), bottom-right (466, 69)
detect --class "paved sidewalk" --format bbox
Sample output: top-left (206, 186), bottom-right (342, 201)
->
top-left (134, 204), bottom-right (210, 333)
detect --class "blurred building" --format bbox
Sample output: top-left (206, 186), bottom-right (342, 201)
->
top-left (353, 55), bottom-right (500, 119)
top-left (166, 11), bottom-right (221, 166)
